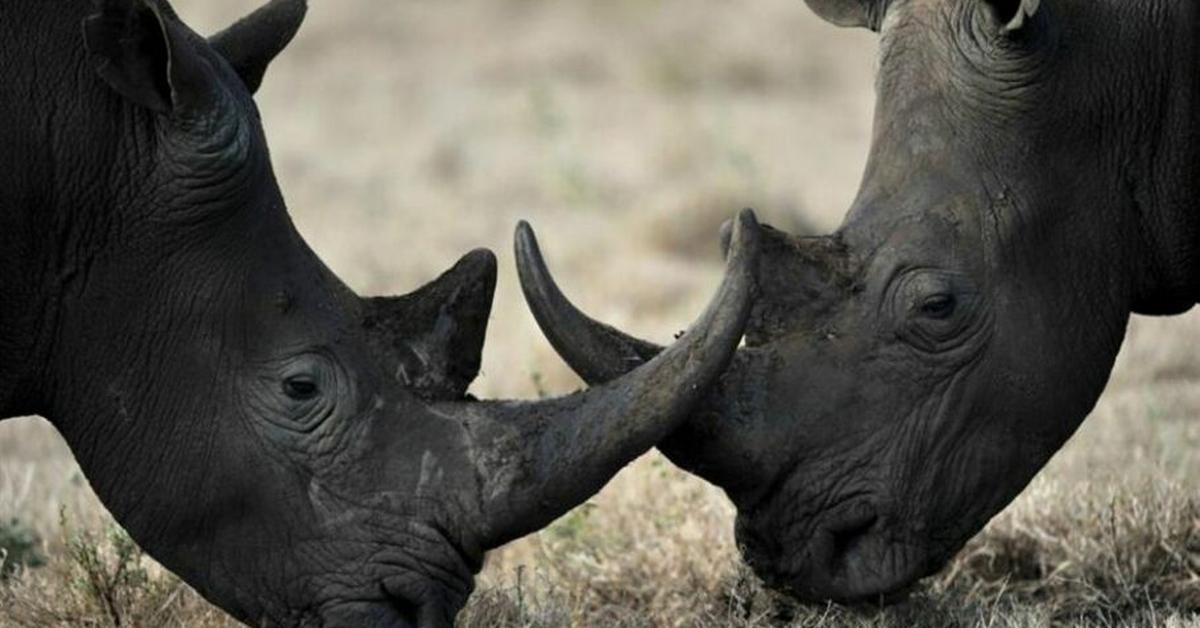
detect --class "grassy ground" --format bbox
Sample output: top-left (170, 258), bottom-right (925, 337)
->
top-left (2, 0), bottom-right (1198, 625)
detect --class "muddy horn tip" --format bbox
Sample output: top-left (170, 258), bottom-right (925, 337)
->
top-left (722, 208), bottom-right (760, 263)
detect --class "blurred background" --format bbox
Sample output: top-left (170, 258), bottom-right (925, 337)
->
top-left (1, 0), bottom-right (1197, 625)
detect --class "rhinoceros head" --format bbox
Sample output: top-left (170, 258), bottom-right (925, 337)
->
top-left (26, 0), bottom-right (760, 624)
top-left (518, 0), bottom-right (1199, 604)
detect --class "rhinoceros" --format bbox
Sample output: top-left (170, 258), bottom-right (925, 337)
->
top-left (517, 0), bottom-right (1199, 605)
top-left (0, 0), bottom-right (760, 624)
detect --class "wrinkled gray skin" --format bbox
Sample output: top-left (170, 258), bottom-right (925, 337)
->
top-left (0, 0), bottom-right (760, 625)
top-left (518, 0), bottom-right (1199, 605)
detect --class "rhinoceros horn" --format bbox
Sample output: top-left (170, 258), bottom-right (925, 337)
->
top-left (518, 215), bottom-right (849, 373)
top-left (362, 249), bottom-right (497, 402)
top-left (513, 224), bottom-right (666, 382)
top-left (473, 209), bottom-right (761, 545)
top-left (515, 214), bottom-right (859, 499)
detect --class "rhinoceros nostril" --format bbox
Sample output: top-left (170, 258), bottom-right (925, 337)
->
top-left (828, 503), bottom-right (879, 565)
top-left (831, 515), bottom-right (877, 561)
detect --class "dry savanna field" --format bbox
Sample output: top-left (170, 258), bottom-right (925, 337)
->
top-left (1, 0), bottom-right (1198, 625)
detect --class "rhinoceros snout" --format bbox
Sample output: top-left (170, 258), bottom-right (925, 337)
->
top-left (738, 497), bottom-right (934, 605)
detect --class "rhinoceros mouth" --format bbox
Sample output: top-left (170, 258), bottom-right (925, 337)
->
top-left (738, 493), bottom-right (936, 605)
top-left (312, 598), bottom-right (420, 628)
top-left (281, 511), bottom-right (479, 628)
top-left (307, 557), bottom-right (469, 627)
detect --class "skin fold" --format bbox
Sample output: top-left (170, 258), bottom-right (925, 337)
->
top-left (0, 0), bottom-right (761, 625)
top-left (518, 0), bottom-right (1199, 604)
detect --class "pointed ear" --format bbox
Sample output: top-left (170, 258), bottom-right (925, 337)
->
top-left (804, 0), bottom-right (883, 30)
top-left (83, 0), bottom-right (217, 113)
top-left (208, 0), bottom-right (307, 94)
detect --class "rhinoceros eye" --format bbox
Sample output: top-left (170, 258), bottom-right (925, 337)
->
top-left (919, 294), bottom-right (957, 320)
top-left (282, 375), bottom-right (320, 400)
top-left (252, 352), bottom-right (349, 433)
top-left (892, 269), bottom-right (984, 353)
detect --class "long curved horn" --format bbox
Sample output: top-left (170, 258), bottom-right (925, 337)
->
top-left (514, 221), bottom-right (665, 383)
top-left (468, 209), bottom-right (760, 546)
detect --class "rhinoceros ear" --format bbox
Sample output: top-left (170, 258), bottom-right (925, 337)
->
top-left (209, 0), bottom-right (307, 94)
top-left (361, 249), bottom-right (497, 401)
top-left (83, 0), bottom-right (217, 113)
top-left (984, 0), bottom-right (1041, 31)
top-left (803, 0), bottom-right (884, 30)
